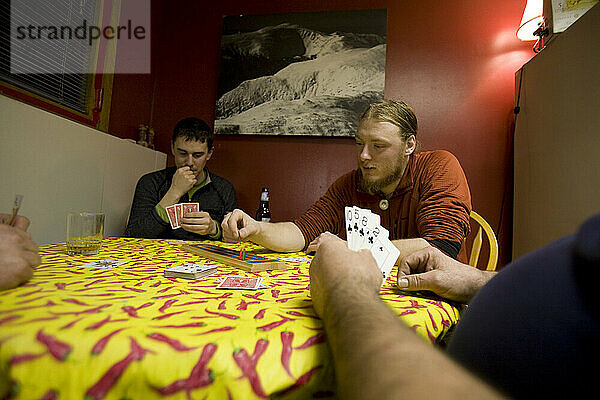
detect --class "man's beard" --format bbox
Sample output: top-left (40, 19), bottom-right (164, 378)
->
top-left (359, 158), bottom-right (407, 195)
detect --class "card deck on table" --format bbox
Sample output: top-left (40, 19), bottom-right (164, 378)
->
top-left (78, 260), bottom-right (129, 269)
top-left (216, 276), bottom-right (263, 290)
top-left (164, 264), bottom-right (217, 280)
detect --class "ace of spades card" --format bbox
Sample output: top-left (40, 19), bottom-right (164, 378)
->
top-left (370, 236), bottom-right (400, 283)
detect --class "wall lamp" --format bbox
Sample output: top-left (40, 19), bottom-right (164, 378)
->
top-left (516, 0), bottom-right (550, 52)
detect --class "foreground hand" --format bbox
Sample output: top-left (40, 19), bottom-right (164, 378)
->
top-left (0, 224), bottom-right (41, 290)
top-left (0, 213), bottom-right (30, 231)
top-left (181, 211), bottom-right (217, 236)
top-left (397, 246), bottom-right (495, 303)
top-left (306, 231), bottom-right (342, 253)
top-left (221, 209), bottom-right (260, 243)
top-left (309, 234), bottom-right (381, 319)
top-left (170, 166), bottom-right (197, 197)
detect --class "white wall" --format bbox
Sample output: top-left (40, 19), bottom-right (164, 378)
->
top-left (0, 95), bottom-right (166, 244)
top-left (513, 4), bottom-right (600, 258)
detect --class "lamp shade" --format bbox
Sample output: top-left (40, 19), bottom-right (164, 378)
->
top-left (517, 0), bottom-right (544, 40)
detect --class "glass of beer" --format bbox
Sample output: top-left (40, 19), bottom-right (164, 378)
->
top-left (66, 212), bottom-right (104, 255)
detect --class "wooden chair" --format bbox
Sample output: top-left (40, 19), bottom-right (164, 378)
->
top-left (468, 211), bottom-right (499, 271)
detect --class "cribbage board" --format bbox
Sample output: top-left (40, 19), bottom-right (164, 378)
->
top-left (180, 243), bottom-right (288, 272)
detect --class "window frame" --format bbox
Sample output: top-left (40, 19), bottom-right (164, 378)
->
top-left (0, 0), bottom-right (120, 131)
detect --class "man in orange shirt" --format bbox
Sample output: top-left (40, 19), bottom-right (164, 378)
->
top-left (222, 100), bottom-right (471, 260)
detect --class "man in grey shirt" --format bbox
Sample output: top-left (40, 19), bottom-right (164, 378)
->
top-left (125, 118), bottom-right (237, 240)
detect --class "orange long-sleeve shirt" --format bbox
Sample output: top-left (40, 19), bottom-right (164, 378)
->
top-left (293, 150), bottom-right (472, 260)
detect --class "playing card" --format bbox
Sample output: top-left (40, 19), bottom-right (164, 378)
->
top-left (350, 206), bottom-right (361, 249)
top-left (164, 264), bottom-right (217, 279)
top-left (216, 276), bottom-right (263, 290)
top-left (182, 203), bottom-right (199, 216)
top-left (175, 204), bottom-right (183, 227)
top-left (279, 256), bottom-right (311, 262)
top-left (367, 225), bottom-right (389, 250)
top-left (353, 208), bottom-right (370, 250)
top-left (370, 236), bottom-right (400, 286)
top-left (166, 205), bottom-right (178, 229)
top-left (357, 210), bottom-right (381, 250)
top-left (165, 240), bottom-right (188, 245)
top-left (217, 277), bottom-right (271, 289)
top-left (78, 260), bottom-right (129, 269)
top-left (344, 206), bottom-right (355, 248)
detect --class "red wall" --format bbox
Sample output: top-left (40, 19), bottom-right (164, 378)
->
top-left (109, 0), bottom-right (533, 267)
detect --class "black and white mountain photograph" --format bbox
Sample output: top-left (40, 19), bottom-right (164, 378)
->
top-left (215, 9), bottom-right (387, 136)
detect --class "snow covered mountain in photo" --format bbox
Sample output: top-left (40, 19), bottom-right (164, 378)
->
top-left (215, 23), bottom-right (386, 136)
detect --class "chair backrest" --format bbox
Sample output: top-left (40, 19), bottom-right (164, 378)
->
top-left (468, 211), bottom-right (499, 271)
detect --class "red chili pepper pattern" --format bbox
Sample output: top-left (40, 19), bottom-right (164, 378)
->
top-left (233, 348), bottom-right (268, 398)
top-left (294, 333), bottom-right (326, 350)
top-left (0, 237), bottom-right (459, 399)
top-left (147, 332), bottom-right (197, 352)
top-left (40, 389), bottom-right (59, 400)
top-left (36, 330), bottom-right (71, 361)
top-left (85, 337), bottom-right (153, 400)
top-left (280, 331), bottom-right (294, 378)
top-left (9, 352), bottom-right (45, 365)
top-left (154, 343), bottom-right (217, 396)
top-left (258, 315), bottom-right (295, 332)
top-left (91, 328), bottom-right (126, 355)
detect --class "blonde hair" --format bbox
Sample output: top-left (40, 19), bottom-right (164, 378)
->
top-left (360, 100), bottom-right (418, 140)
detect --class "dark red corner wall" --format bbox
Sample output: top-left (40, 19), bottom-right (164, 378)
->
top-left (109, 0), bottom-right (534, 267)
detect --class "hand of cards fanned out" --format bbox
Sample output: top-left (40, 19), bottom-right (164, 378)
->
top-left (345, 206), bottom-right (400, 286)
top-left (166, 203), bottom-right (199, 229)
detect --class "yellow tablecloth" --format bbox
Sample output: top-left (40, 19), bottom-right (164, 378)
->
top-left (0, 238), bottom-right (460, 399)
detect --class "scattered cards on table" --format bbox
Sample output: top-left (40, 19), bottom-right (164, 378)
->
top-left (216, 276), bottom-right (270, 290)
top-left (279, 256), bottom-right (311, 263)
top-left (345, 206), bottom-right (400, 285)
top-left (164, 240), bottom-right (188, 245)
top-left (166, 202), bottom-right (199, 229)
top-left (78, 260), bottom-right (129, 269)
top-left (164, 264), bottom-right (217, 280)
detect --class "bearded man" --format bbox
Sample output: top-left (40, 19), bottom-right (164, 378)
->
top-left (222, 100), bottom-right (472, 261)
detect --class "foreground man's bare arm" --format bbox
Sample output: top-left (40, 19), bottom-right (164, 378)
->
top-left (309, 236), bottom-right (503, 400)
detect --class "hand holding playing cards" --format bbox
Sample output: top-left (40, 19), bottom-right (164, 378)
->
top-left (309, 234), bottom-right (381, 319)
top-left (221, 209), bottom-right (260, 243)
top-left (0, 213), bottom-right (30, 230)
top-left (306, 231), bottom-right (342, 253)
top-left (397, 246), bottom-right (496, 303)
top-left (0, 223), bottom-right (41, 290)
top-left (181, 211), bottom-right (217, 236)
